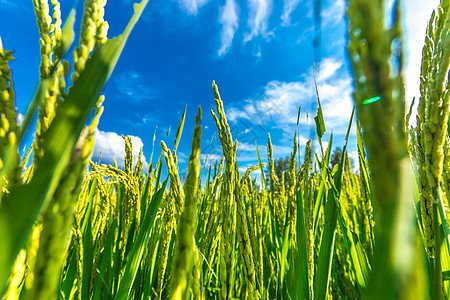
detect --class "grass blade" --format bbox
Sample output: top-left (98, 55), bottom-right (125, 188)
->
top-left (115, 179), bottom-right (167, 299)
top-left (288, 189), bottom-right (311, 300)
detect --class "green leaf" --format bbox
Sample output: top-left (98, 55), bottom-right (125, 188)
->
top-left (279, 202), bottom-right (291, 290)
top-left (313, 74), bottom-right (326, 139)
top-left (288, 189), bottom-right (311, 300)
top-left (313, 172), bottom-right (338, 300)
top-left (0, 0), bottom-right (151, 289)
top-left (313, 134), bottom-right (333, 238)
top-left (17, 78), bottom-right (51, 143)
top-left (337, 211), bottom-right (371, 288)
top-left (54, 8), bottom-right (76, 62)
top-left (80, 179), bottom-right (97, 300)
top-left (92, 220), bottom-right (117, 300)
top-left (314, 104), bottom-right (355, 299)
top-left (115, 179), bottom-right (167, 300)
top-left (59, 243), bottom-right (78, 299)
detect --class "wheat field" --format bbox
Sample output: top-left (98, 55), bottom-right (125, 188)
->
top-left (0, 0), bottom-right (449, 299)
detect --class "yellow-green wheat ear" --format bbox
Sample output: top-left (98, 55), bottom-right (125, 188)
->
top-left (421, 0), bottom-right (450, 190)
top-left (32, 0), bottom-right (54, 78)
top-left (73, 0), bottom-right (109, 82)
top-left (0, 38), bottom-right (18, 140)
top-left (24, 96), bottom-right (103, 300)
top-left (0, 38), bottom-right (20, 192)
top-left (347, 0), bottom-right (422, 299)
top-left (211, 81), bottom-right (238, 299)
top-left (413, 3), bottom-right (450, 297)
top-left (157, 135), bottom-right (185, 296)
top-left (31, 0), bottom-right (67, 164)
top-left (288, 133), bottom-right (297, 238)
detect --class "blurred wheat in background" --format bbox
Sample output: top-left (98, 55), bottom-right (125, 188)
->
top-left (0, 0), bottom-right (449, 299)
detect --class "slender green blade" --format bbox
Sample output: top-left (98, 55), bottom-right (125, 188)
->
top-left (115, 179), bottom-right (167, 300)
top-left (313, 74), bottom-right (326, 140)
top-left (54, 8), bottom-right (76, 61)
top-left (80, 180), bottom-right (97, 300)
top-left (288, 189), bottom-right (311, 300)
top-left (92, 220), bottom-right (117, 300)
top-left (59, 243), bottom-right (77, 299)
top-left (313, 173), bottom-right (338, 300)
top-left (314, 104), bottom-right (355, 299)
top-left (337, 211), bottom-right (371, 288)
top-left (279, 202), bottom-right (291, 289)
top-left (313, 134), bottom-right (333, 237)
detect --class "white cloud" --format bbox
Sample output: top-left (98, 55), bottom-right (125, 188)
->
top-left (17, 112), bottom-right (24, 125)
top-left (348, 150), bottom-right (359, 173)
top-left (281, 0), bottom-right (302, 26)
top-left (227, 80), bottom-right (309, 124)
top-left (239, 164), bottom-right (254, 173)
top-left (317, 58), bottom-right (342, 81)
top-left (176, 0), bottom-right (210, 15)
top-left (236, 138), bottom-right (305, 162)
top-left (92, 128), bottom-right (148, 170)
top-left (238, 164), bottom-right (263, 180)
top-left (303, 0), bottom-right (345, 27)
top-left (237, 141), bottom-right (255, 152)
top-left (114, 71), bottom-right (160, 103)
top-left (199, 153), bottom-right (223, 168)
top-left (321, 0), bottom-right (345, 27)
top-left (218, 0), bottom-right (239, 56)
top-left (176, 151), bottom-right (188, 164)
top-left (244, 0), bottom-right (273, 43)
top-left (227, 57), bottom-right (353, 136)
top-left (403, 0), bottom-right (440, 111)
top-left (271, 143), bottom-right (296, 157)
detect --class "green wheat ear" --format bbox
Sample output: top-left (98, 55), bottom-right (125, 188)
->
top-left (169, 106), bottom-right (202, 299)
top-left (412, 2), bottom-right (450, 297)
top-left (0, 38), bottom-right (20, 194)
top-left (347, 0), bottom-right (418, 299)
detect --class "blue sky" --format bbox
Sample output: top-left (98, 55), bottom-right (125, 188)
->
top-left (0, 0), bottom-right (440, 179)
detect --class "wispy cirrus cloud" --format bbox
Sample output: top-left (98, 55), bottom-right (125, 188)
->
top-left (92, 128), bottom-right (148, 171)
top-left (244, 0), bottom-right (273, 43)
top-left (176, 0), bottom-right (210, 15)
top-left (321, 0), bottom-right (345, 27)
top-left (218, 0), bottom-right (239, 56)
top-left (114, 71), bottom-right (160, 103)
top-left (281, 0), bottom-right (302, 26)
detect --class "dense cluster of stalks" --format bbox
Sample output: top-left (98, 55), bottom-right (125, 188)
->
top-left (0, 0), bottom-right (449, 299)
